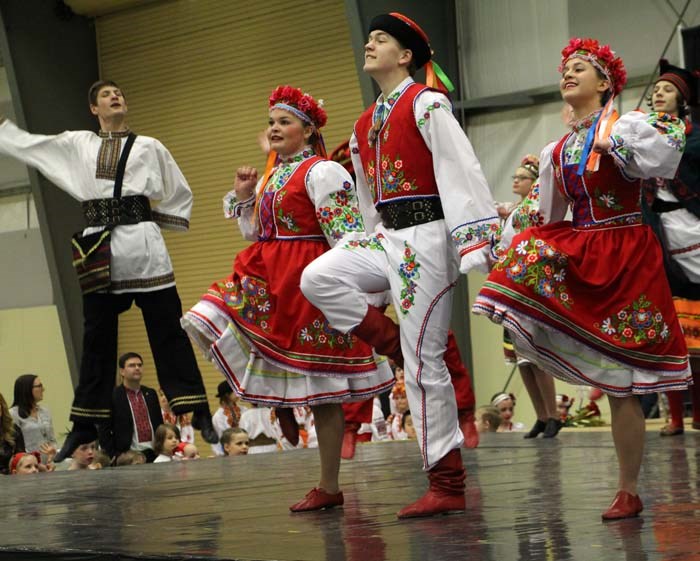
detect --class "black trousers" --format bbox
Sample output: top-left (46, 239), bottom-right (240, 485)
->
top-left (70, 286), bottom-right (208, 423)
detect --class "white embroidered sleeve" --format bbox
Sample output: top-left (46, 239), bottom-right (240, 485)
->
top-left (350, 132), bottom-right (382, 234)
top-left (537, 141), bottom-right (568, 224)
top-left (415, 90), bottom-right (499, 274)
top-left (151, 140), bottom-right (193, 231)
top-left (608, 111), bottom-right (685, 179)
top-left (306, 160), bottom-right (366, 248)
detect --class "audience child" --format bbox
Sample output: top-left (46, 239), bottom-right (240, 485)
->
top-left (402, 411), bottom-right (417, 440)
top-left (491, 393), bottom-right (525, 432)
top-left (91, 449), bottom-right (112, 469)
top-left (174, 441), bottom-right (200, 460)
top-left (153, 423), bottom-right (180, 463)
top-left (211, 381), bottom-right (241, 456)
top-left (115, 450), bottom-right (147, 466)
top-left (475, 406), bottom-right (503, 433)
top-left (9, 452), bottom-right (40, 475)
top-left (388, 382), bottom-right (409, 440)
top-left (68, 441), bottom-right (97, 471)
top-left (221, 428), bottom-right (250, 456)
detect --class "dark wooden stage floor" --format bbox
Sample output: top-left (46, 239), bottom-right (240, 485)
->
top-left (1, 430), bottom-right (699, 561)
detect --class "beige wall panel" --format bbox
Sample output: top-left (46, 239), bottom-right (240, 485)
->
top-left (97, 0), bottom-right (366, 424)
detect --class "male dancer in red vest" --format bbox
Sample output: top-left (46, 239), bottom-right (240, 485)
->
top-left (302, 13), bottom-right (498, 518)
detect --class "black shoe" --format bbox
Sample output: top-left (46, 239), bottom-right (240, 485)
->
top-left (191, 409), bottom-right (218, 444)
top-left (55, 423), bottom-right (98, 463)
top-left (542, 417), bottom-right (563, 438)
top-left (523, 419), bottom-right (547, 439)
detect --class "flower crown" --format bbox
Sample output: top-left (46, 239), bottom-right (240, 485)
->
top-left (269, 85), bottom-right (327, 128)
top-left (392, 381), bottom-right (406, 398)
top-left (520, 154), bottom-right (540, 178)
top-left (559, 38), bottom-right (627, 97)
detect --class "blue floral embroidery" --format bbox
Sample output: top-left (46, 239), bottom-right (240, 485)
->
top-left (595, 294), bottom-right (669, 344)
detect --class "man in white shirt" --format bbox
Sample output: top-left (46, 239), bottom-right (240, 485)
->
top-left (0, 80), bottom-right (217, 460)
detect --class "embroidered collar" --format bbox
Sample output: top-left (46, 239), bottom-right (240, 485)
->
top-left (375, 77), bottom-right (414, 109)
top-left (571, 109), bottom-right (602, 133)
top-left (98, 129), bottom-right (131, 139)
top-left (279, 146), bottom-right (315, 164)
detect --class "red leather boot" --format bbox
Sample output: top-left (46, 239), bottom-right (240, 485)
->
top-left (353, 306), bottom-right (403, 367)
top-left (341, 421), bottom-right (361, 460)
top-left (444, 331), bottom-right (479, 448)
top-left (397, 449), bottom-right (466, 519)
top-left (601, 491), bottom-right (643, 521)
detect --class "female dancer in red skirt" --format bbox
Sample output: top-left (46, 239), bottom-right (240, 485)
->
top-left (182, 86), bottom-right (393, 512)
top-left (474, 38), bottom-right (691, 520)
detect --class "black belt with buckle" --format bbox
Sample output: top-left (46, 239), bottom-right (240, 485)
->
top-left (651, 198), bottom-right (684, 213)
top-left (82, 195), bottom-right (153, 227)
top-left (378, 197), bottom-right (444, 230)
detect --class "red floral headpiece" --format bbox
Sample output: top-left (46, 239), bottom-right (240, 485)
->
top-left (269, 85), bottom-right (327, 129)
top-left (520, 154), bottom-right (540, 178)
top-left (559, 38), bottom-right (627, 97)
top-left (392, 381), bottom-right (406, 399)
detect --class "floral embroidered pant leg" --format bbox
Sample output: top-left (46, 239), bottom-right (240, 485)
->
top-left (302, 222), bottom-right (463, 468)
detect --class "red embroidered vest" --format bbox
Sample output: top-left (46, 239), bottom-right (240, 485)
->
top-left (354, 82), bottom-right (439, 206)
top-left (258, 155), bottom-right (326, 241)
top-left (552, 133), bottom-right (642, 229)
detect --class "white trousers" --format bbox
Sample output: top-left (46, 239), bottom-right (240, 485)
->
top-left (302, 220), bottom-right (464, 469)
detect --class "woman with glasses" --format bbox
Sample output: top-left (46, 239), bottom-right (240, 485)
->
top-left (10, 374), bottom-right (57, 460)
top-left (498, 155), bottom-right (563, 438)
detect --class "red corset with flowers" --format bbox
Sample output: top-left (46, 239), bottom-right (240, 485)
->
top-left (354, 83), bottom-right (439, 207)
top-left (552, 133), bottom-right (642, 230)
top-left (257, 154), bottom-right (326, 241)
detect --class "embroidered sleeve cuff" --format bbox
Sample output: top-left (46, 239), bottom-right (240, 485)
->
top-left (608, 134), bottom-right (630, 168)
top-left (451, 218), bottom-right (500, 264)
top-left (151, 211), bottom-right (190, 231)
top-left (223, 191), bottom-right (255, 219)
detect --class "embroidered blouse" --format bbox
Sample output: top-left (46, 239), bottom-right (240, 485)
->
top-left (538, 110), bottom-right (685, 225)
top-left (0, 119), bottom-right (193, 293)
top-left (223, 147), bottom-right (364, 248)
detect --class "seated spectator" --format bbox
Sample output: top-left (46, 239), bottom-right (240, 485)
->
top-left (402, 410), bottom-right (417, 439)
top-left (1, 392), bottom-right (25, 475)
top-left (221, 427), bottom-right (250, 456)
top-left (211, 381), bottom-right (241, 456)
top-left (239, 405), bottom-right (283, 454)
top-left (68, 441), bottom-right (97, 471)
top-left (491, 392), bottom-right (525, 432)
top-left (9, 452), bottom-right (40, 475)
top-left (174, 441), bottom-right (199, 460)
top-left (91, 449), bottom-right (112, 469)
top-left (557, 394), bottom-right (575, 424)
top-left (475, 406), bottom-right (502, 433)
top-left (153, 423), bottom-right (180, 463)
top-left (158, 388), bottom-right (195, 444)
top-left (10, 374), bottom-right (58, 463)
top-left (388, 382), bottom-right (409, 440)
top-left (115, 450), bottom-right (147, 466)
top-left (100, 352), bottom-right (164, 463)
